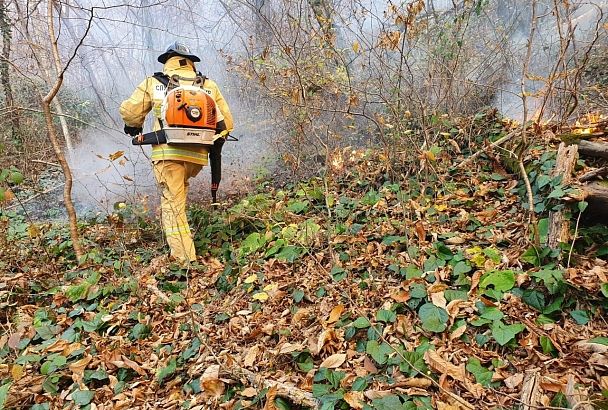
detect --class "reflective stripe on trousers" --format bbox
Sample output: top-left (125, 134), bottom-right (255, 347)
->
top-left (153, 160), bottom-right (203, 262)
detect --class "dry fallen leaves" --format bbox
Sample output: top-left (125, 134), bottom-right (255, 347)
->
top-left (320, 353), bottom-right (347, 369)
top-left (326, 304), bottom-right (345, 324)
top-left (343, 391), bottom-right (365, 409)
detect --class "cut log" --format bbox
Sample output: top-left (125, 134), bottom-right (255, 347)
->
top-left (577, 139), bottom-right (608, 160)
top-left (547, 143), bottom-right (578, 250)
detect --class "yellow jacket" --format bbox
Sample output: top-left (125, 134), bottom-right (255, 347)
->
top-left (119, 57), bottom-right (233, 165)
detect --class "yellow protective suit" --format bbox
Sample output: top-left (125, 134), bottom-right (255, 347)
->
top-left (120, 56), bottom-right (233, 262)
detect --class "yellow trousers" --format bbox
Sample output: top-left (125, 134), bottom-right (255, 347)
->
top-left (153, 160), bottom-right (203, 263)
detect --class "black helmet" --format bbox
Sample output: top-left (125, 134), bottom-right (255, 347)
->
top-left (157, 41), bottom-right (200, 64)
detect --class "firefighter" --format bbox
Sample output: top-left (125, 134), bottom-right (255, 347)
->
top-left (119, 42), bottom-right (233, 264)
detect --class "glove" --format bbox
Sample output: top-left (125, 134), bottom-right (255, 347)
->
top-left (124, 125), bottom-right (142, 136)
top-left (212, 134), bottom-right (225, 151)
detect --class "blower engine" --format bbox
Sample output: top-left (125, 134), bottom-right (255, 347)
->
top-left (160, 85), bottom-right (218, 144)
top-left (132, 74), bottom-right (223, 146)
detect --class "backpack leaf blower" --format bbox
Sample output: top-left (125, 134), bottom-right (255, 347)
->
top-left (131, 73), bottom-right (233, 203)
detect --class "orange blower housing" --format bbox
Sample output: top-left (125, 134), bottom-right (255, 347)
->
top-left (163, 86), bottom-right (218, 130)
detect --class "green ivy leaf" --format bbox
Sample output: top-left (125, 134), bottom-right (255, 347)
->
top-left (0, 382), bottom-right (12, 410)
top-left (588, 337), bottom-right (608, 346)
top-left (128, 323), bottom-right (151, 341)
top-left (214, 312), bottom-right (230, 323)
top-left (276, 245), bottom-right (303, 263)
top-left (240, 233), bottom-right (266, 256)
top-left (540, 336), bottom-right (555, 354)
top-left (312, 383), bottom-right (332, 398)
top-left (466, 357), bottom-right (493, 387)
top-left (372, 395), bottom-right (403, 410)
top-left (287, 199), bottom-right (309, 214)
top-left (536, 174), bottom-right (551, 189)
top-left (399, 351), bottom-right (427, 377)
top-left (600, 283), bottom-right (608, 298)
top-left (366, 340), bottom-right (393, 365)
top-left (570, 310), bottom-right (591, 325)
top-left (418, 303), bottom-right (448, 333)
top-left (376, 309), bottom-right (396, 323)
top-left (352, 317), bottom-right (371, 329)
top-left (531, 269), bottom-right (564, 294)
top-left (330, 266), bottom-right (347, 281)
top-left (40, 355), bottom-right (67, 375)
top-left (522, 289), bottom-right (545, 312)
top-left (453, 261), bottom-right (472, 276)
top-left (480, 270), bottom-right (515, 292)
top-left (490, 321), bottom-right (525, 346)
top-left (65, 282), bottom-right (92, 303)
top-left (578, 201), bottom-right (589, 213)
top-left (71, 390), bottom-right (95, 406)
top-left (274, 397), bottom-right (292, 410)
top-left (547, 186), bottom-right (565, 199)
top-left (409, 283), bottom-right (427, 299)
top-left (479, 306), bottom-right (504, 321)
top-left (382, 236), bottom-right (406, 246)
top-left (351, 376), bottom-right (368, 391)
top-left (156, 358), bottom-right (177, 385)
top-left (293, 288), bottom-right (305, 303)
top-left (520, 247), bottom-right (540, 266)
top-left (265, 239), bottom-right (286, 258)
top-left (181, 337), bottom-right (201, 361)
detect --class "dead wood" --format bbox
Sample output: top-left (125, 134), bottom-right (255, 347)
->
top-left (456, 131), bottom-right (517, 168)
top-left (579, 166), bottom-right (608, 182)
top-left (520, 368), bottom-right (542, 410)
top-left (547, 143), bottom-right (578, 250)
top-left (565, 374), bottom-right (594, 410)
top-left (569, 181), bottom-right (608, 206)
top-left (231, 367), bottom-right (320, 409)
top-left (577, 139), bottom-right (608, 160)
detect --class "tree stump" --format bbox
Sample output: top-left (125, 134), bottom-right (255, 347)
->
top-left (547, 143), bottom-right (578, 250)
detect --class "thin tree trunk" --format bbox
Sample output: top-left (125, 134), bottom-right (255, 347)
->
top-left (41, 0), bottom-right (86, 260)
top-left (13, 0), bottom-right (74, 152)
top-left (52, 98), bottom-right (73, 152)
top-left (0, 0), bottom-right (20, 141)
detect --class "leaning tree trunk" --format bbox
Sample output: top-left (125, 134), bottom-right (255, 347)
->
top-left (41, 0), bottom-right (84, 260)
top-left (0, 0), bottom-right (21, 141)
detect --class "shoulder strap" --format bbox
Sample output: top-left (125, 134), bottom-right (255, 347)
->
top-left (152, 72), bottom-right (170, 87)
top-left (195, 72), bottom-right (207, 88)
top-left (154, 71), bottom-right (208, 89)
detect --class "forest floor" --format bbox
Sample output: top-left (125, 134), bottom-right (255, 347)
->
top-left (2, 44), bottom-right (608, 410)
top-left (2, 105), bottom-right (608, 410)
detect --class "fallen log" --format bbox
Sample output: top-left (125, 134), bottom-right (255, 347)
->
top-left (576, 139), bottom-right (608, 160)
top-left (579, 167), bottom-right (608, 183)
top-left (568, 182), bottom-right (608, 205)
top-left (565, 182), bottom-right (608, 227)
top-left (547, 143), bottom-right (578, 250)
